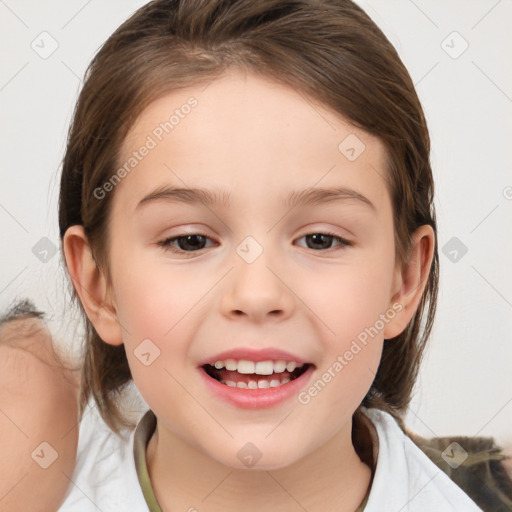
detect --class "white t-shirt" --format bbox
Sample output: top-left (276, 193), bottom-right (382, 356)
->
top-left (58, 404), bottom-right (483, 511)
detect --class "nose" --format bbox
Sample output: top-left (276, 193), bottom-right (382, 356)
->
top-left (220, 244), bottom-right (296, 323)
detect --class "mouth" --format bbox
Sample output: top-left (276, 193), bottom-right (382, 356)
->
top-left (201, 359), bottom-right (312, 389)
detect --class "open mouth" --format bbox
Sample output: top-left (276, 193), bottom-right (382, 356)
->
top-left (202, 360), bottom-right (311, 389)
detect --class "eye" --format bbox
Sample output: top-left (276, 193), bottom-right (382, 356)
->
top-left (157, 234), bottom-right (215, 253)
top-left (157, 231), bottom-right (352, 255)
top-left (295, 232), bottom-right (353, 251)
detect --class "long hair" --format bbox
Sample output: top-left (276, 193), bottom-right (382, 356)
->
top-left (59, 0), bottom-right (439, 434)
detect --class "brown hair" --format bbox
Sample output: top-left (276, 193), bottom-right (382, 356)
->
top-left (59, 0), bottom-right (439, 434)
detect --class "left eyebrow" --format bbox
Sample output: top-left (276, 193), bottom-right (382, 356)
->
top-left (135, 185), bottom-right (376, 213)
top-left (285, 186), bottom-right (376, 212)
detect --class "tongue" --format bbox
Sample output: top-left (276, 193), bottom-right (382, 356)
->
top-left (216, 369), bottom-right (292, 384)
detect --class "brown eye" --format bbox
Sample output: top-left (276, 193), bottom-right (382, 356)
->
top-left (296, 232), bottom-right (352, 251)
top-left (158, 234), bottom-right (212, 253)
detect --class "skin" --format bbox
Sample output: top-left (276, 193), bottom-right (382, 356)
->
top-left (64, 68), bottom-right (435, 512)
top-left (0, 316), bottom-right (80, 512)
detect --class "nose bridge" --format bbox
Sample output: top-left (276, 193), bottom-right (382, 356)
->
top-left (222, 234), bottom-right (295, 320)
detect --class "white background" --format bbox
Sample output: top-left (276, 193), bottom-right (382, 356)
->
top-left (0, 0), bottom-right (511, 446)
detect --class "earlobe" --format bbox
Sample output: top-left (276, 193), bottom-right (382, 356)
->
top-left (383, 225), bottom-right (435, 340)
top-left (62, 225), bottom-right (124, 346)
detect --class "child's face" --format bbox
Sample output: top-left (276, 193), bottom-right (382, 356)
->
top-left (107, 69), bottom-right (403, 468)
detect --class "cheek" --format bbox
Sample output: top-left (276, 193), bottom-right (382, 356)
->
top-left (301, 252), bottom-right (395, 345)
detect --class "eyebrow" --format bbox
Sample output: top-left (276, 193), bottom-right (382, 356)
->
top-left (135, 185), bottom-right (376, 212)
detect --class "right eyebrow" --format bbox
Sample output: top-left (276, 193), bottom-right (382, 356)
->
top-left (135, 185), bottom-right (232, 211)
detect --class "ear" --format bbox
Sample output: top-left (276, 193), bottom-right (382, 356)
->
top-left (383, 224), bottom-right (436, 340)
top-left (62, 225), bottom-right (123, 346)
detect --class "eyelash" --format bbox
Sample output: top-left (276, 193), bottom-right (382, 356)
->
top-left (156, 231), bottom-right (353, 255)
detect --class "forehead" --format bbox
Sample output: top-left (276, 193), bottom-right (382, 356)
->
top-left (114, 69), bottom-right (389, 213)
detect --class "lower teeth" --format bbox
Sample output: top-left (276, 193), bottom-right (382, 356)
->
top-left (221, 378), bottom-right (291, 389)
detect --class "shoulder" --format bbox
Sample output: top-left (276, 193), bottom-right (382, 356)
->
top-left (0, 303), bottom-right (80, 512)
top-left (361, 408), bottom-right (484, 511)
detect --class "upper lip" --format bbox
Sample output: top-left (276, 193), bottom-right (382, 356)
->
top-left (197, 347), bottom-right (312, 367)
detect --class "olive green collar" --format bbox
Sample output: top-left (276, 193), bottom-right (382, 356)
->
top-left (133, 409), bottom-right (370, 511)
top-left (133, 409), bottom-right (162, 512)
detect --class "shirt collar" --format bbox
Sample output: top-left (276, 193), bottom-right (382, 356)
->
top-left (133, 408), bottom-right (373, 511)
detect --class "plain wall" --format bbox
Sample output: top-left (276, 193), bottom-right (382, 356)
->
top-left (1, 0), bottom-right (511, 445)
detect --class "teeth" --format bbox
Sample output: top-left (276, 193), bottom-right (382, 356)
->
top-left (286, 362), bottom-right (297, 372)
top-left (225, 359), bottom-right (237, 371)
top-left (273, 360), bottom-right (287, 373)
top-left (218, 374), bottom-right (295, 389)
top-left (209, 359), bottom-right (305, 375)
top-left (237, 360), bottom-right (255, 374)
top-left (254, 361), bottom-right (274, 375)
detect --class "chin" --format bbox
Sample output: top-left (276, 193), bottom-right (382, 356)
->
top-left (206, 443), bottom-right (304, 471)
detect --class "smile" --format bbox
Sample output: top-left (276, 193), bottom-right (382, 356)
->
top-left (199, 356), bottom-right (315, 409)
top-left (202, 359), bottom-right (310, 389)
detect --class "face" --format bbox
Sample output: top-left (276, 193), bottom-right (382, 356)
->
top-left (105, 69), bottom-right (401, 469)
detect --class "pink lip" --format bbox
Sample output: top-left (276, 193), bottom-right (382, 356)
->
top-left (198, 364), bottom-right (315, 409)
top-left (197, 347), bottom-right (311, 367)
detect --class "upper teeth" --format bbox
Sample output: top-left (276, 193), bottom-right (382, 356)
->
top-left (212, 359), bottom-right (303, 375)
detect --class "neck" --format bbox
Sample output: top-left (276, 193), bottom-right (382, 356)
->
top-left (146, 415), bottom-right (373, 512)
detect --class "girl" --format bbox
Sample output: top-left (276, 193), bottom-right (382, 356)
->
top-left (55, 0), bottom-right (510, 510)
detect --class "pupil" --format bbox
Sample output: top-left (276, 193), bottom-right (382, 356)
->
top-left (308, 233), bottom-right (331, 250)
top-left (180, 235), bottom-right (205, 251)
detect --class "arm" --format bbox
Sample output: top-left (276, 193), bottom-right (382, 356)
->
top-left (0, 301), bottom-right (80, 512)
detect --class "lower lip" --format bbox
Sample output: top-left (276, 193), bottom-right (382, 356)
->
top-left (198, 365), bottom-right (315, 409)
